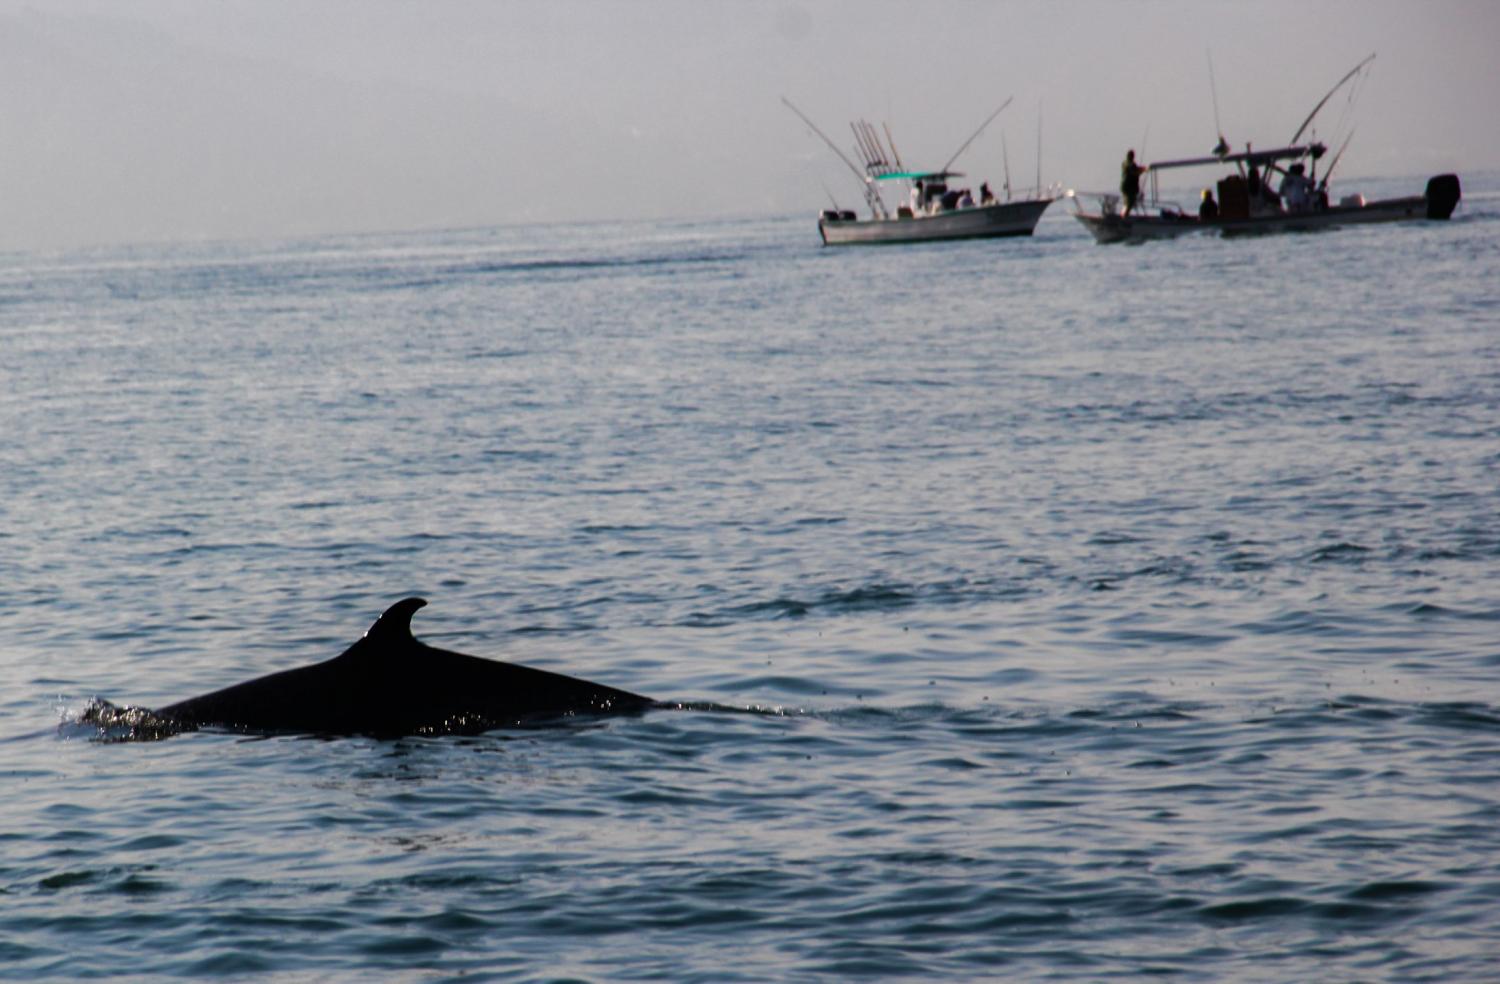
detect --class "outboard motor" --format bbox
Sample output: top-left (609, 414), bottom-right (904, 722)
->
top-left (1425, 174), bottom-right (1461, 220)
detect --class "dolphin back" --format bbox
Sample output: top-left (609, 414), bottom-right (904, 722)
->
top-left (154, 598), bottom-right (653, 737)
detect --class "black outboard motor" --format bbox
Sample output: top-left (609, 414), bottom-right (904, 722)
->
top-left (1425, 174), bottom-right (1461, 220)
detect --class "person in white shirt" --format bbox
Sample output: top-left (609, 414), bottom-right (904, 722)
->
top-left (1280, 163), bottom-right (1313, 212)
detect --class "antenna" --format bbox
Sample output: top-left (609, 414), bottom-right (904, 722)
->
top-left (1035, 105), bottom-right (1043, 198)
top-left (1001, 132), bottom-right (1012, 201)
top-left (1207, 49), bottom-right (1228, 155)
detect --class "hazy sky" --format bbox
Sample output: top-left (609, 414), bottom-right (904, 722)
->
top-left (2, 0), bottom-right (1496, 250)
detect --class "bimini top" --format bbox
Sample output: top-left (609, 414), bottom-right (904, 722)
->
top-left (1148, 143), bottom-right (1326, 172)
top-left (872, 170), bottom-right (965, 182)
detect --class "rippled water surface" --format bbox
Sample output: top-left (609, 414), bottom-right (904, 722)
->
top-left (4, 176), bottom-right (1500, 980)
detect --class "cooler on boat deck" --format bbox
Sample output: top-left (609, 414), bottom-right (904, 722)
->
top-left (1217, 175), bottom-right (1249, 220)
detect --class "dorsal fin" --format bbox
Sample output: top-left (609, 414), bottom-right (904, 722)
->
top-left (364, 597), bottom-right (427, 644)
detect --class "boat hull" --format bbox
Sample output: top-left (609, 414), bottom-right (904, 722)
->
top-left (819, 198), bottom-right (1054, 246)
top-left (1074, 175), bottom-right (1461, 245)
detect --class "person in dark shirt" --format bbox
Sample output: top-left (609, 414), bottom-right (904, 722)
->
top-left (1199, 188), bottom-right (1219, 220)
top-left (1121, 149), bottom-right (1146, 215)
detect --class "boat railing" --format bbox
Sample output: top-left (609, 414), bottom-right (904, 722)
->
top-left (1067, 188), bottom-right (1193, 220)
top-left (1065, 190), bottom-right (1119, 215)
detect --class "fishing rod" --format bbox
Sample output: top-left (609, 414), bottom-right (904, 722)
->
top-left (1317, 128), bottom-right (1356, 191)
top-left (941, 95), bottom-right (1014, 173)
top-left (850, 122), bottom-right (874, 171)
top-left (783, 96), bottom-right (888, 217)
top-left (856, 120), bottom-right (890, 172)
top-left (883, 122), bottom-right (904, 171)
top-left (1139, 122), bottom-right (1151, 202)
top-left (781, 96), bottom-right (871, 186)
top-left (1290, 53), bottom-right (1376, 146)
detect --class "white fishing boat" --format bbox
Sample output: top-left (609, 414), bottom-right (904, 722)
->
top-left (1071, 55), bottom-right (1462, 245)
top-left (784, 97), bottom-right (1058, 246)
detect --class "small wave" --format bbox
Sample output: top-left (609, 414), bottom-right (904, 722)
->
top-left (464, 347), bottom-right (529, 361)
top-left (1346, 879), bottom-right (1446, 901)
top-left (699, 578), bottom-right (1029, 625)
top-left (1221, 550), bottom-right (1274, 572)
top-left (1087, 531), bottom-right (1145, 546)
top-left (1413, 702), bottom-right (1500, 732)
top-left (654, 700), bottom-right (806, 719)
top-left (723, 585), bottom-right (915, 620)
top-left (438, 250), bottom-right (743, 280)
top-left (480, 447), bottom-right (556, 461)
top-left (83, 524), bottom-right (193, 543)
top-left (1197, 896), bottom-right (1377, 923)
top-left (1234, 609), bottom-right (1345, 636)
top-left (1244, 695), bottom-right (1500, 739)
top-left (1108, 627), bottom-right (1234, 648)
top-left (1304, 542), bottom-right (1372, 563)
top-left (1065, 701), bottom-right (1203, 724)
top-left (1407, 602), bottom-right (1500, 622)
top-left (37, 864), bottom-right (170, 897)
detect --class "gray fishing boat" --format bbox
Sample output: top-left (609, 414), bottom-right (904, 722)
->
top-left (1071, 54), bottom-right (1461, 245)
top-left (1071, 146), bottom-right (1460, 245)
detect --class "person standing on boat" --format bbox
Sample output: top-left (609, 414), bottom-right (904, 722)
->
top-left (1121, 150), bottom-right (1146, 215)
top-left (1199, 188), bottom-right (1219, 221)
top-left (980, 182), bottom-right (995, 205)
top-left (1247, 160), bottom-right (1281, 214)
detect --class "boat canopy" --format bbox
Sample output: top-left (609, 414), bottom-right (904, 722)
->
top-left (872, 170), bottom-right (965, 182)
top-left (1149, 143), bottom-right (1326, 172)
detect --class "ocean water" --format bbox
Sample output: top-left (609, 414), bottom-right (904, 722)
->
top-left (3, 174), bottom-right (1499, 981)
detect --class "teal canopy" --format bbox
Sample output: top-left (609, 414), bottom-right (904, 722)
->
top-left (872, 170), bottom-right (964, 182)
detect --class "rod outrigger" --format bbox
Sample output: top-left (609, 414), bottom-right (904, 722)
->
top-left (1291, 52), bottom-right (1376, 146)
top-left (941, 97), bottom-right (1013, 173)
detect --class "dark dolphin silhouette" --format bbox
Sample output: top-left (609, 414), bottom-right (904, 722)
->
top-left (142, 597), bottom-right (654, 737)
